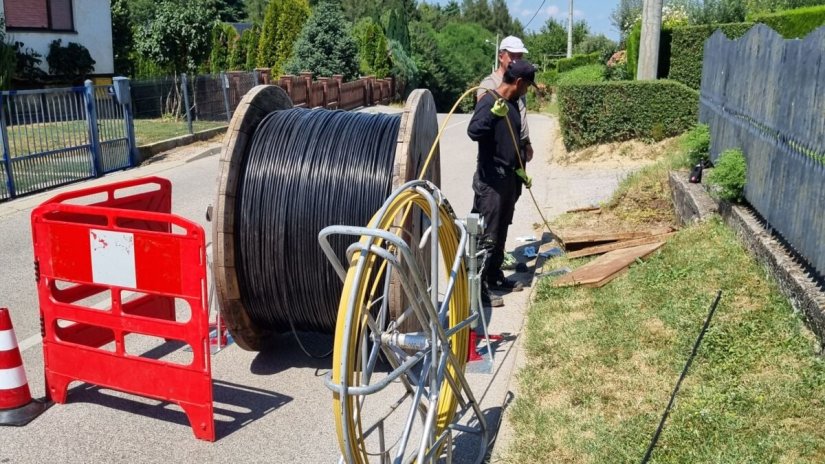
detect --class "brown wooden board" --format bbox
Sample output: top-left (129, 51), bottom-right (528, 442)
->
top-left (552, 242), bottom-right (665, 288)
top-left (566, 206), bottom-right (601, 214)
top-left (556, 227), bottom-right (674, 246)
top-left (567, 233), bottom-right (676, 259)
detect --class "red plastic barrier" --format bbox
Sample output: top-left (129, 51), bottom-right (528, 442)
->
top-left (31, 177), bottom-right (214, 441)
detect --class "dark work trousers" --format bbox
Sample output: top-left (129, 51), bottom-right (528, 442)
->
top-left (471, 170), bottom-right (521, 284)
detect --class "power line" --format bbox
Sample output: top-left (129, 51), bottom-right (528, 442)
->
top-left (523, 0), bottom-right (548, 29)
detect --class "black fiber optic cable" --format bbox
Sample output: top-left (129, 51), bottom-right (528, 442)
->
top-left (235, 108), bottom-right (401, 335)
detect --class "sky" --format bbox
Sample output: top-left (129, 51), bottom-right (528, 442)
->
top-left (431, 0), bottom-right (622, 40)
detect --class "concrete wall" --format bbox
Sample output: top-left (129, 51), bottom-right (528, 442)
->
top-left (0, 0), bottom-right (114, 74)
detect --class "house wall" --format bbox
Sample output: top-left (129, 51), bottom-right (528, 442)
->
top-left (0, 0), bottom-right (114, 75)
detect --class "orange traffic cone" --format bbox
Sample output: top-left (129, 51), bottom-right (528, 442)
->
top-left (0, 308), bottom-right (48, 426)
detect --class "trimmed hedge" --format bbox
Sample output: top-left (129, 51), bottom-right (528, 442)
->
top-left (556, 64), bottom-right (605, 86)
top-left (669, 10), bottom-right (824, 90)
top-left (669, 22), bottom-right (754, 89)
top-left (556, 52), bottom-right (601, 73)
top-left (749, 5), bottom-right (825, 39)
top-left (557, 79), bottom-right (699, 150)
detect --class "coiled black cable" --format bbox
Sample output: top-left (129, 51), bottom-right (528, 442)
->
top-left (235, 108), bottom-right (401, 335)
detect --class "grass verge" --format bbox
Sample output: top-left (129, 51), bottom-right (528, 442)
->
top-left (505, 145), bottom-right (825, 463)
top-left (134, 119), bottom-right (226, 146)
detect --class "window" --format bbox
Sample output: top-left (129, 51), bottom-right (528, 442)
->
top-left (3, 0), bottom-right (74, 31)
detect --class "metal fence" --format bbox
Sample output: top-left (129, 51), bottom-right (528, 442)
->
top-left (699, 24), bottom-right (825, 279)
top-left (0, 80), bottom-right (136, 200)
top-left (1, 71), bottom-right (396, 202)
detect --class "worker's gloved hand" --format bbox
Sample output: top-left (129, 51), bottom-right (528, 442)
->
top-left (515, 168), bottom-right (532, 188)
top-left (491, 98), bottom-right (509, 117)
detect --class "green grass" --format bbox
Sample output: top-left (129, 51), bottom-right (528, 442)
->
top-left (504, 153), bottom-right (825, 463)
top-left (134, 119), bottom-right (226, 146)
top-left (2, 119), bottom-right (226, 158)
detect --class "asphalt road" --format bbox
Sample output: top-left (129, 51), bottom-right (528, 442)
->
top-left (0, 110), bottom-right (633, 463)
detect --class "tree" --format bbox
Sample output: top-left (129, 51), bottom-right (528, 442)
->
top-left (490, 0), bottom-right (515, 36)
top-left (111, 0), bottom-right (134, 76)
top-left (0, 16), bottom-right (17, 90)
top-left (387, 8), bottom-right (411, 53)
top-left (575, 34), bottom-right (618, 57)
top-left (388, 39), bottom-right (418, 96)
top-left (203, 0), bottom-right (245, 22)
top-left (462, 0), bottom-right (497, 32)
top-left (243, 26), bottom-right (261, 71)
top-left (210, 23), bottom-right (239, 73)
top-left (135, 0), bottom-right (214, 74)
top-left (611, 0), bottom-right (643, 39)
top-left (353, 17), bottom-right (390, 76)
top-left (337, 0), bottom-right (382, 22)
top-left (244, 0), bottom-right (267, 23)
top-left (409, 20), bottom-right (454, 109)
top-left (285, 2), bottom-right (360, 80)
top-left (436, 21), bottom-right (494, 90)
top-left (257, 0), bottom-right (310, 73)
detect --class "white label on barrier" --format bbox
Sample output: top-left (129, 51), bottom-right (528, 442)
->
top-left (0, 329), bottom-right (18, 351)
top-left (90, 229), bottom-right (136, 289)
top-left (0, 366), bottom-right (27, 389)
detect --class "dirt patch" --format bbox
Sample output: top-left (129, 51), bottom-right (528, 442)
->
top-left (551, 129), bottom-right (682, 169)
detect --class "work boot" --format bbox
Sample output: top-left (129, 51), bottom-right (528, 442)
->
top-left (481, 286), bottom-right (504, 307)
top-left (487, 276), bottom-right (524, 292)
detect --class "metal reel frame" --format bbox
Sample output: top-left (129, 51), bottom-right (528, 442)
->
top-left (319, 181), bottom-right (489, 464)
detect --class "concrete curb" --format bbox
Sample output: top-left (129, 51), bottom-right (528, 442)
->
top-left (669, 169), bottom-right (825, 345)
top-left (137, 126), bottom-right (228, 163)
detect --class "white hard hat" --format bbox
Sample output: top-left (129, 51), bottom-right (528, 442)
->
top-left (499, 36), bottom-right (528, 54)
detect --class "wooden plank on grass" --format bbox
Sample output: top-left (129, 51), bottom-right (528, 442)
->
top-left (566, 233), bottom-right (676, 259)
top-left (552, 242), bottom-right (665, 288)
top-left (556, 227), bottom-right (674, 246)
top-left (566, 206), bottom-right (601, 214)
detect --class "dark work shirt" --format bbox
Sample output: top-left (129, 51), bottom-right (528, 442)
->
top-left (467, 91), bottom-right (524, 182)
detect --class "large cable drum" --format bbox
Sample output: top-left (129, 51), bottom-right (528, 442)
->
top-left (212, 85), bottom-right (440, 351)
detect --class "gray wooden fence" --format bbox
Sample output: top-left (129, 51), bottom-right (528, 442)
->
top-left (699, 24), bottom-right (825, 280)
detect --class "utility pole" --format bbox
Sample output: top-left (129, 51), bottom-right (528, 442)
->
top-left (494, 33), bottom-right (499, 72)
top-left (567, 0), bottom-right (574, 58)
top-left (637, 0), bottom-right (663, 80)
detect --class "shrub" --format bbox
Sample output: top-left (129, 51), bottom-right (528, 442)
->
top-left (707, 148), bottom-right (747, 202)
top-left (749, 5), bottom-right (825, 39)
top-left (668, 22), bottom-right (754, 89)
top-left (682, 123), bottom-right (710, 165)
top-left (47, 39), bottom-right (95, 78)
top-left (556, 64), bottom-right (605, 86)
top-left (535, 70), bottom-right (558, 86)
top-left (556, 52), bottom-right (602, 73)
top-left (604, 50), bottom-right (629, 81)
top-left (557, 79), bottom-right (698, 149)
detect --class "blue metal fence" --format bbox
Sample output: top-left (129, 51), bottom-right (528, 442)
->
top-left (0, 79), bottom-right (137, 200)
top-left (700, 25), bottom-right (825, 279)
